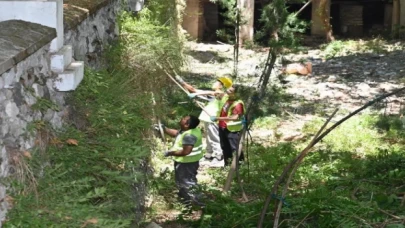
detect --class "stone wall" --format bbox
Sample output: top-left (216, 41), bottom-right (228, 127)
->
top-left (0, 0), bottom-right (145, 223)
top-left (0, 20), bottom-right (58, 222)
top-left (63, 0), bottom-right (122, 67)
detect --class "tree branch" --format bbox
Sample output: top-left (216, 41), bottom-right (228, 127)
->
top-left (257, 86), bottom-right (405, 227)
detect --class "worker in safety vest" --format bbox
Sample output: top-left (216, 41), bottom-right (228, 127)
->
top-left (210, 84), bottom-right (245, 166)
top-left (161, 115), bottom-right (204, 206)
top-left (176, 75), bottom-right (232, 166)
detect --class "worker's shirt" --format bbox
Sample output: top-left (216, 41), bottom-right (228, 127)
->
top-left (173, 130), bottom-right (198, 147)
top-left (198, 91), bottom-right (228, 123)
top-left (218, 100), bottom-right (244, 129)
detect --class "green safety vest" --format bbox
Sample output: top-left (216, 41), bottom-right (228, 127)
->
top-left (171, 128), bottom-right (203, 163)
top-left (226, 100), bottom-right (245, 132)
top-left (199, 95), bottom-right (228, 123)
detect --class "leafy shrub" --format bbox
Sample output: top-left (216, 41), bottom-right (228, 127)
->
top-left (320, 38), bottom-right (401, 59)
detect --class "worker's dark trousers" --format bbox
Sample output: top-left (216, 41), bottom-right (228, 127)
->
top-left (219, 127), bottom-right (244, 166)
top-left (174, 161), bottom-right (201, 205)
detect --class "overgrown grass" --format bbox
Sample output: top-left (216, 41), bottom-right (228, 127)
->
top-left (152, 111), bottom-right (405, 227)
top-left (302, 114), bottom-right (399, 156)
top-left (252, 115), bottom-right (281, 130)
top-left (320, 38), bottom-right (405, 59)
top-left (5, 69), bottom-right (151, 227)
top-left (6, 2), bottom-right (186, 226)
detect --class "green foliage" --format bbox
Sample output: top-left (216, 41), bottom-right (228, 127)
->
top-left (212, 0), bottom-right (239, 43)
top-left (192, 142), bottom-right (405, 227)
top-left (189, 190), bottom-right (264, 227)
top-left (6, 1), bottom-right (185, 225)
top-left (391, 25), bottom-right (405, 39)
top-left (323, 40), bottom-right (351, 58)
top-left (156, 109), bottom-right (405, 227)
top-left (243, 40), bottom-right (259, 50)
top-left (302, 114), bottom-right (389, 155)
top-left (117, 9), bottom-right (183, 74)
top-left (320, 38), bottom-right (405, 59)
top-left (142, 0), bottom-right (178, 26)
top-left (31, 97), bottom-right (59, 112)
top-left (111, 9), bottom-right (185, 118)
top-left (256, 0), bottom-right (308, 48)
top-left (6, 68), bottom-right (151, 227)
top-left (252, 115), bottom-right (281, 130)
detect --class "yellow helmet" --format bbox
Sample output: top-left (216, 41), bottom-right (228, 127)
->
top-left (217, 76), bottom-right (233, 89)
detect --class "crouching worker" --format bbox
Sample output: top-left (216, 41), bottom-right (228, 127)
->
top-left (160, 115), bottom-right (204, 207)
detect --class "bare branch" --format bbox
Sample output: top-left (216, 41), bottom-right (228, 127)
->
top-left (257, 87), bottom-right (405, 227)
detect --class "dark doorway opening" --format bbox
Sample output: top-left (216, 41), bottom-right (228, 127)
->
top-left (363, 2), bottom-right (386, 35)
top-left (203, 1), bottom-right (219, 42)
top-left (329, 1), bottom-right (387, 38)
top-left (330, 3), bottom-right (341, 35)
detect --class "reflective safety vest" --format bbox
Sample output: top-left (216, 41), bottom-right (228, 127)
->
top-left (226, 100), bottom-right (245, 132)
top-left (171, 128), bottom-right (203, 163)
top-left (199, 95), bottom-right (228, 123)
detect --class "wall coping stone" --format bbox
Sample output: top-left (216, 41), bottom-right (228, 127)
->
top-left (64, 0), bottom-right (114, 32)
top-left (0, 20), bottom-right (56, 75)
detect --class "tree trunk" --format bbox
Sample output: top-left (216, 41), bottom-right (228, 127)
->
top-left (317, 0), bottom-right (335, 42)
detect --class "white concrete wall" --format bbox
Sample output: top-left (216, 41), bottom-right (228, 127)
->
top-left (0, 0), bottom-right (63, 52)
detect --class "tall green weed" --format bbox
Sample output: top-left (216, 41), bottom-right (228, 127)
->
top-left (6, 1), bottom-right (185, 225)
top-left (5, 69), bottom-right (150, 227)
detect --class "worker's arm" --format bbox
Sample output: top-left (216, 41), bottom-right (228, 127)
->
top-left (214, 103), bottom-right (244, 122)
top-left (163, 127), bottom-right (179, 137)
top-left (193, 90), bottom-right (224, 96)
top-left (183, 83), bottom-right (198, 93)
top-left (167, 145), bottom-right (193, 157)
top-left (216, 113), bottom-right (240, 122)
top-left (176, 75), bottom-right (224, 98)
top-left (176, 75), bottom-right (198, 93)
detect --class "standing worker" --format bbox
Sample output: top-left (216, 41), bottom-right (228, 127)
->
top-left (211, 84), bottom-right (245, 167)
top-left (159, 115), bottom-right (204, 207)
top-left (176, 75), bottom-right (232, 167)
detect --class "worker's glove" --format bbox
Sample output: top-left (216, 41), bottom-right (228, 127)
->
top-left (210, 116), bottom-right (217, 122)
top-left (175, 75), bottom-right (185, 84)
top-left (163, 151), bottom-right (171, 157)
top-left (153, 124), bottom-right (165, 131)
top-left (188, 93), bottom-right (197, 99)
